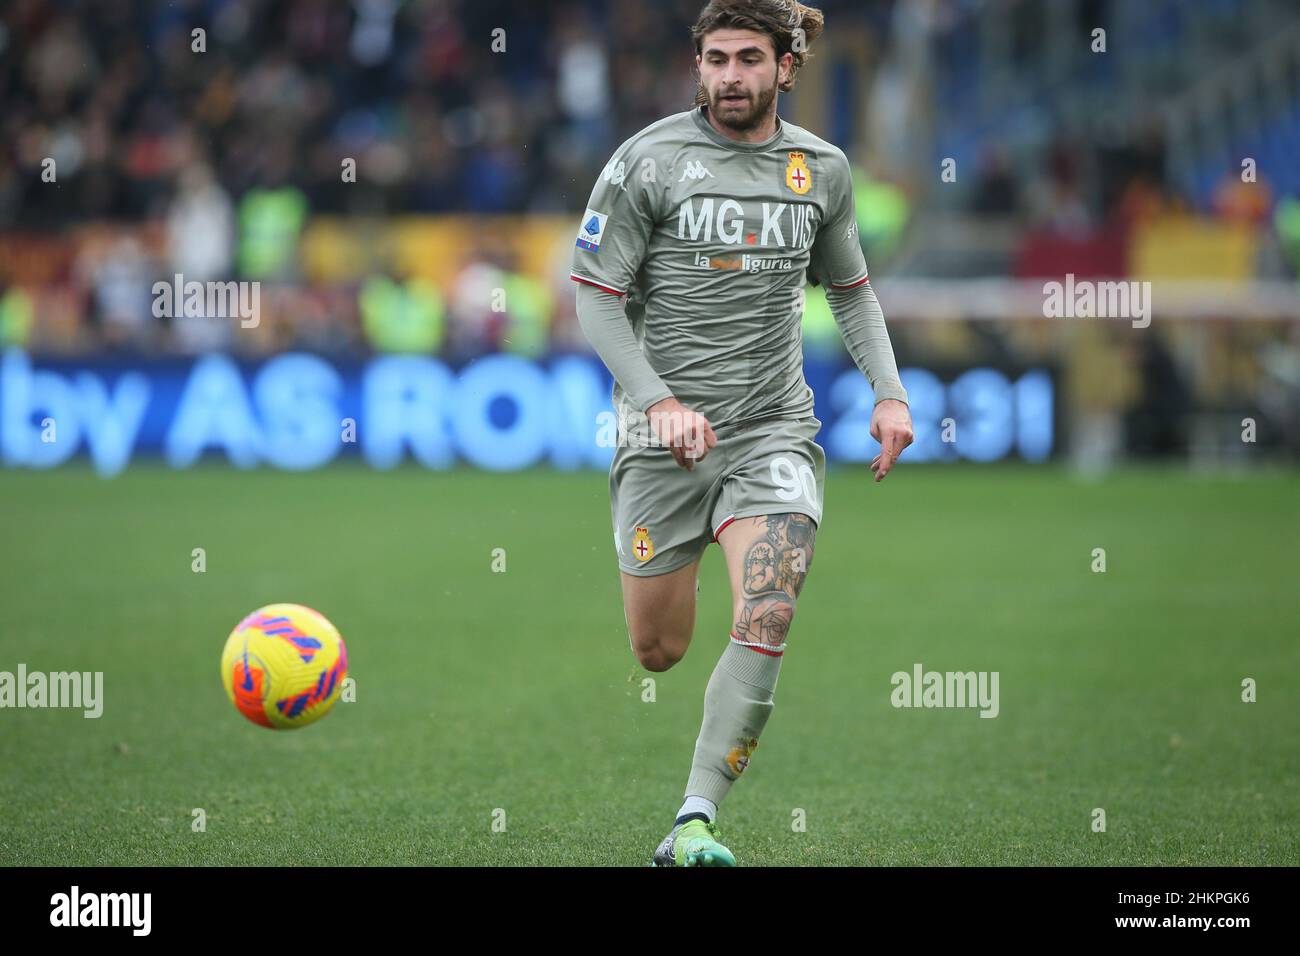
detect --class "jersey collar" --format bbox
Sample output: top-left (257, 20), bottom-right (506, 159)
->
top-left (692, 105), bottom-right (786, 152)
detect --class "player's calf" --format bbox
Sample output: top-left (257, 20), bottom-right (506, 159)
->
top-left (680, 514), bottom-right (816, 805)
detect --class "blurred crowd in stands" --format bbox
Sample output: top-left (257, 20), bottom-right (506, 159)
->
top-left (0, 0), bottom-right (1297, 362)
top-left (1, 0), bottom-right (726, 224)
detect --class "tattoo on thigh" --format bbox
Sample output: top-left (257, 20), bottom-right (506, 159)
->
top-left (735, 514), bottom-right (816, 646)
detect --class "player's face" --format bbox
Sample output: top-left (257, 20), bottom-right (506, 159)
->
top-left (697, 30), bottom-right (791, 133)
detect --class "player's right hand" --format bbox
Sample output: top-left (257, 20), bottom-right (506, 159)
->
top-left (646, 397), bottom-right (717, 471)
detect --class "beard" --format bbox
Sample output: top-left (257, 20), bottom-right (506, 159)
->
top-left (710, 79), bottom-right (778, 133)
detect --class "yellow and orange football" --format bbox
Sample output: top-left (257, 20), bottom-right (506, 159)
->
top-left (221, 603), bottom-right (348, 729)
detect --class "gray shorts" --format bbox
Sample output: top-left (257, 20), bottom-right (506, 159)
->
top-left (609, 415), bottom-right (826, 576)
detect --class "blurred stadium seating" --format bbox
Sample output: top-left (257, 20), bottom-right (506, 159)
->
top-left (1, 0), bottom-right (1297, 471)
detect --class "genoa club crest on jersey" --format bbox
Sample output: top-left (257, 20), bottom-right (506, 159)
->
top-left (631, 526), bottom-right (655, 562)
top-left (576, 209), bottom-right (608, 252)
top-left (785, 151), bottom-right (812, 195)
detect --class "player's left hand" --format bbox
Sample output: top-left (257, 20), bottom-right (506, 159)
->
top-left (869, 399), bottom-right (913, 482)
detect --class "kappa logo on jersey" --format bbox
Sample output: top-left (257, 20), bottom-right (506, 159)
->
top-left (576, 209), bottom-right (609, 252)
top-left (785, 151), bottom-right (812, 195)
top-left (678, 160), bottom-right (714, 181)
top-left (631, 526), bottom-right (655, 561)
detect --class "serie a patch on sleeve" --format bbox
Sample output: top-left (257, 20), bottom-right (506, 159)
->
top-left (576, 209), bottom-right (609, 252)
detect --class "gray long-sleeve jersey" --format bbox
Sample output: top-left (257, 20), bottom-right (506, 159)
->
top-left (572, 106), bottom-right (907, 431)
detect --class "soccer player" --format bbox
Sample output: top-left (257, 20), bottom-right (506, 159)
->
top-left (571, 0), bottom-right (914, 866)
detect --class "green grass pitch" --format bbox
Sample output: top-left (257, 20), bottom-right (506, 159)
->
top-left (1, 462), bottom-right (1296, 866)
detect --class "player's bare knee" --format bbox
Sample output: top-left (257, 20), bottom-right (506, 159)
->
top-left (630, 626), bottom-right (689, 670)
top-left (627, 618), bottom-right (692, 671)
top-left (635, 643), bottom-right (684, 672)
top-left (733, 594), bottom-right (796, 647)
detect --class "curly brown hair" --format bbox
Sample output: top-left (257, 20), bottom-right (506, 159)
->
top-left (691, 0), bottom-right (826, 107)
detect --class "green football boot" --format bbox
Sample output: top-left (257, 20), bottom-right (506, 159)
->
top-left (651, 818), bottom-right (737, 867)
